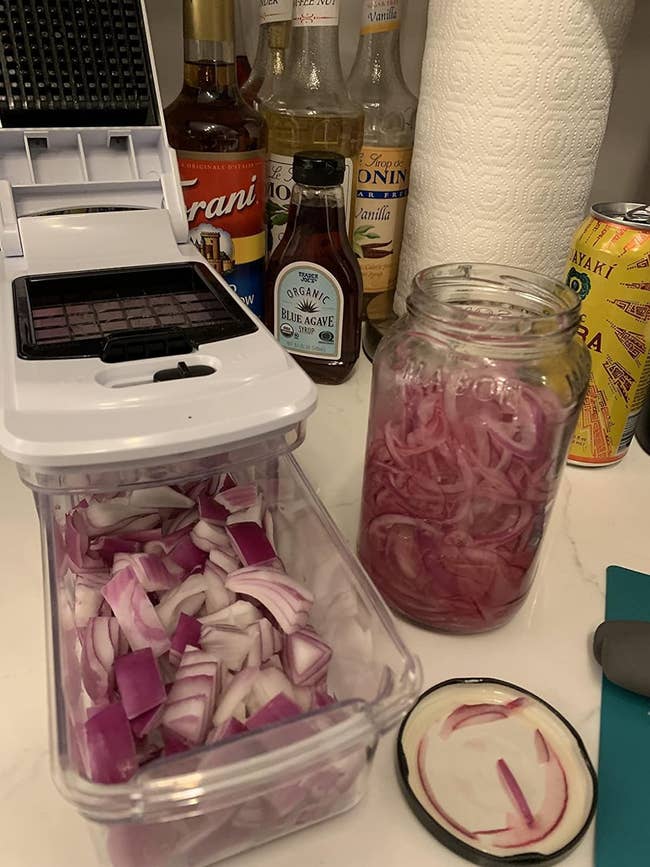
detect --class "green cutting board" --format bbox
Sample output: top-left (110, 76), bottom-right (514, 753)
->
top-left (596, 566), bottom-right (650, 866)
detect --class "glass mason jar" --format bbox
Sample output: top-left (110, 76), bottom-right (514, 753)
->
top-left (358, 264), bottom-right (591, 634)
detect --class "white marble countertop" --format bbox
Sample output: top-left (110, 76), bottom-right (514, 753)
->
top-left (2, 355), bottom-right (649, 867)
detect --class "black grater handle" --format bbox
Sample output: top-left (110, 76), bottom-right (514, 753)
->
top-left (101, 327), bottom-right (196, 364)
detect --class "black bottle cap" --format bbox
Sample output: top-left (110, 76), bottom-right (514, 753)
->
top-left (293, 151), bottom-right (345, 187)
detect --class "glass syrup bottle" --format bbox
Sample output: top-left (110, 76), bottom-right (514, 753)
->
top-left (265, 152), bottom-right (362, 385)
top-left (348, 0), bottom-right (417, 358)
top-left (241, 0), bottom-right (293, 111)
top-left (234, 0), bottom-right (252, 87)
top-left (165, 0), bottom-right (267, 318)
top-left (263, 0), bottom-right (364, 256)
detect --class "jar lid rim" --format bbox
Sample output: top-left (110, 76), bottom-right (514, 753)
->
top-left (409, 263), bottom-right (581, 340)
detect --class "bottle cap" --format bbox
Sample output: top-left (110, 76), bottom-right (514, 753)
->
top-left (293, 151), bottom-right (345, 188)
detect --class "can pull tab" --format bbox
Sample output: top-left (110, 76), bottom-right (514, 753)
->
top-left (624, 205), bottom-right (650, 224)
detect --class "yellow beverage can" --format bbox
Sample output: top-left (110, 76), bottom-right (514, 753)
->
top-left (565, 202), bottom-right (650, 465)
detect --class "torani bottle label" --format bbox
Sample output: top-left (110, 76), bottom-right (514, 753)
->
top-left (274, 262), bottom-right (344, 360)
top-left (361, 0), bottom-right (400, 34)
top-left (178, 150), bottom-right (266, 316)
top-left (267, 153), bottom-right (355, 253)
top-left (293, 0), bottom-right (340, 27)
top-left (259, 0), bottom-right (293, 25)
top-left (353, 145), bottom-right (412, 295)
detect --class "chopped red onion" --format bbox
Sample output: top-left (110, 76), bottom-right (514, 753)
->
top-left (85, 702), bottom-right (137, 784)
top-left (198, 495), bottom-right (229, 525)
top-left (63, 476), bottom-right (334, 787)
top-left (163, 731), bottom-right (191, 756)
top-left (200, 600), bottom-right (261, 629)
top-left (81, 616), bottom-right (120, 703)
top-left (163, 507), bottom-right (198, 536)
top-left (155, 573), bottom-right (207, 633)
top-left (226, 522), bottom-right (277, 567)
top-left (114, 648), bottom-right (166, 720)
top-left (102, 569), bottom-right (170, 657)
top-left (225, 496), bottom-right (264, 527)
top-left (90, 535), bottom-right (143, 563)
top-left (258, 618), bottom-right (279, 661)
top-left (226, 567), bottom-right (313, 634)
top-left (208, 546), bottom-right (241, 574)
top-left (313, 690), bottom-right (337, 709)
top-left (200, 623), bottom-right (253, 671)
top-left (178, 648), bottom-right (219, 669)
top-left (206, 717), bottom-right (247, 745)
top-left (214, 667), bottom-right (260, 726)
top-left (128, 487), bottom-right (195, 511)
top-left (161, 694), bottom-right (210, 745)
top-left (291, 685), bottom-right (313, 713)
top-left (263, 510), bottom-right (275, 550)
top-left (218, 473), bottom-right (237, 492)
top-left (112, 553), bottom-right (180, 593)
top-left (83, 503), bottom-right (161, 538)
top-left (75, 582), bottom-right (105, 629)
top-left (203, 562), bottom-right (235, 614)
top-left (165, 535), bottom-right (207, 573)
top-left (214, 483), bottom-right (259, 513)
top-left (247, 666), bottom-right (296, 715)
top-left (190, 520), bottom-right (231, 553)
top-left (131, 704), bottom-right (164, 739)
top-left (169, 613), bottom-right (202, 666)
top-left (246, 693), bottom-right (302, 731)
top-left (168, 673), bottom-right (215, 705)
top-left (283, 628), bottom-right (332, 687)
top-left (143, 528), bottom-right (190, 557)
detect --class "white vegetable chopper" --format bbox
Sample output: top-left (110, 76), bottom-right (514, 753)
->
top-left (0, 0), bottom-right (316, 473)
top-left (0, 4), bottom-right (420, 866)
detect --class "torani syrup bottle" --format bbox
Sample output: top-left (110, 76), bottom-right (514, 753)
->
top-left (265, 152), bottom-right (362, 385)
top-left (165, 0), bottom-right (267, 317)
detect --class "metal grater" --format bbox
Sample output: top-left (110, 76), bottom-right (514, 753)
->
top-left (0, 0), bottom-right (316, 470)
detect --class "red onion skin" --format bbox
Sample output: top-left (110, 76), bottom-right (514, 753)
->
top-left (497, 758), bottom-right (535, 826)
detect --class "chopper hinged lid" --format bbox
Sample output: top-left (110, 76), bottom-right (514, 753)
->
top-left (0, 2), bottom-right (318, 477)
top-left (0, 0), bottom-right (188, 256)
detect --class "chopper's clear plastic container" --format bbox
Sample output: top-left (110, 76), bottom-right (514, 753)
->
top-left (24, 432), bottom-right (421, 867)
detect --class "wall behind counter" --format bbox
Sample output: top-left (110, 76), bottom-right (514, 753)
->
top-left (144, 0), bottom-right (650, 210)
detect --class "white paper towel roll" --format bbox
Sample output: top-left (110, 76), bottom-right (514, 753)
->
top-left (395, 0), bottom-right (635, 313)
